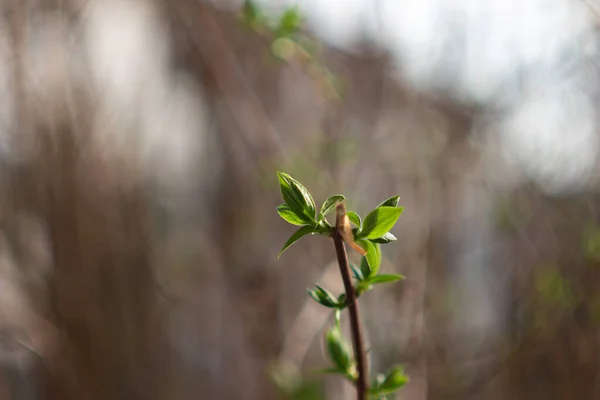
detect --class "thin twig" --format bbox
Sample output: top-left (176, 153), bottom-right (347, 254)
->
top-left (333, 215), bottom-right (368, 400)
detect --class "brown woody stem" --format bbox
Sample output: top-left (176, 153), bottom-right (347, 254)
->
top-left (332, 230), bottom-right (368, 400)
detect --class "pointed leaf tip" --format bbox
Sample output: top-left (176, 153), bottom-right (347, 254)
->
top-left (278, 225), bottom-right (315, 257)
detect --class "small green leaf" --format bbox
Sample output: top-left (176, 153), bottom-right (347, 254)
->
top-left (279, 225), bottom-right (315, 257)
top-left (325, 325), bottom-right (352, 373)
top-left (241, 0), bottom-right (267, 27)
top-left (307, 285), bottom-right (339, 308)
top-left (336, 293), bottom-right (347, 309)
top-left (347, 211), bottom-right (362, 229)
top-left (277, 204), bottom-right (310, 226)
top-left (272, 37), bottom-right (296, 60)
top-left (357, 206), bottom-right (404, 240)
top-left (276, 6), bottom-right (303, 37)
top-left (359, 252), bottom-right (371, 280)
top-left (277, 172), bottom-right (317, 224)
top-left (378, 195), bottom-right (401, 208)
top-left (368, 274), bottom-right (405, 285)
top-left (370, 232), bottom-right (397, 244)
top-left (357, 239), bottom-right (380, 277)
top-left (377, 366), bottom-right (409, 394)
top-left (350, 263), bottom-right (364, 281)
top-left (320, 195), bottom-right (345, 219)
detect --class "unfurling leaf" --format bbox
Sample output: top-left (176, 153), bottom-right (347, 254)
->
top-left (350, 263), bottom-right (364, 281)
top-left (346, 211), bottom-right (362, 229)
top-left (370, 232), bottom-right (397, 244)
top-left (325, 325), bottom-right (352, 373)
top-left (277, 172), bottom-right (317, 224)
top-left (279, 225), bottom-right (315, 257)
top-left (277, 204), bottom-right (310, 226)
top-left (357, 239), bottom-right (381, 277)
top-left (319, 195), bottom-right (345, 219)
top-left (377, 366), bottom-right (409, 395)
top-left (357, 206), bottom-right (404, 240)
top-left (307, 285), bottom-right (339, 308)
top-left (378, 195), bottom-right (401, 208)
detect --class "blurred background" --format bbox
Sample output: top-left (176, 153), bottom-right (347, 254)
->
top-left (0, 0), bottom-right (600, 398)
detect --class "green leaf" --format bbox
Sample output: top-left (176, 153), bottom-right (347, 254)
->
top-left (370, 232), bottom-right (397, 244)
top-left (325, 325), bottom-right (352, 373)
top-left (272, 37), bottom-right (296, 60)
top-left (359, 251), bottom-right (371, 280)
top-left (357, 206), bottom-right (404, 240)
top-left (277, 204), bottom-right (310, 226)
top-left (320, 195), bottom-right (345, 219)
top-left (336, 293), bottom-right (347, 309)
top-left (346, 211), bottom-right (362, 229)
top-left (350, 263), bottom-right (364, 281)
top-left (378, 195), bottom-right (401, 208)
top-left (368, 274), bottom-right (405, 285)
top-left (277, 172), bottom-right (317, 224)
top-left (241, 0), bottom-right (266, 26)
top-left (356, 280), bottom-right (373, 296)
top-left (357, 239), bottom-right (381, 277)
top-left (307, 285), bottom-right (339, 308)
top-left (377, 366), bottom-right (409, 395)
top-left (279, 225), bottom-right (315, 257)
top-left (276, 6), bottom-right (303, 37)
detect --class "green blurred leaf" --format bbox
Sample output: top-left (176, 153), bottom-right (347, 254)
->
top-left (270, 362), bottom-right (324, 400)
top-left (307, 285), bottom-right (339, 308)
top-left (359, 251), bottom-right (371, 280)
top-left (377, 366), bottom-right (409, 395)
top-left (276, 6), bottom-right (303, 37)
top-left (336, 293), bottom-right (347, 309)
top-left (325, 325), bottom-right (353, 373)
top-left (320, 195), bottom-right (345, 219)
top-left (368, 274), bottom-right (405, 285)
top-left (277, 172), bottom-right (317, 224)
top-left (584, 227), bottom-right (600, 262)
top-left (277, 204), bottom-right (310, 226)
top-left (535, 265), bottom-right (578, 310)
top-left (241, 0), bottom-right (265, 26)
top-left (290, 382), bottom-right (324, 400)
top-left (370, 232), bottom-right (397, 244)
top-left (279, 225), bottom-right (315, 257)
top-left (272, 37), bottom-right (296, 60)
top-left (333, 309), bottom-right (342, 329)
top-left (378, 195), bottom-right (401, 208)
top-left (347, 211), bottom-right (362, 229)
top-left (350, 263), bottom-right (364, 281)
top-left (357, 206), bottom-right (404, 240)
top-left (357, 240), bottom-right (380, 277)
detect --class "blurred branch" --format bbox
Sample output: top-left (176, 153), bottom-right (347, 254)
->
top-left (168, 0), bottom-right (286, 167)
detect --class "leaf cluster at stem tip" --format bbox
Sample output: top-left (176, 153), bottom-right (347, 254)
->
top-left (276, 172), bottom-right (404, 260)
top-left (275, 171), bottom-right (408, 398)
top-left (276, 171), bottom-right (405, 300)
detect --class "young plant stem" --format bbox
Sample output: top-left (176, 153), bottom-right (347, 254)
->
top-left (332, 229), bottom-right (368, 399)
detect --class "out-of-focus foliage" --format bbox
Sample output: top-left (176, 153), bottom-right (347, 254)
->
top-left (240, 0), bottom-right (344, 100)
top-left (1, 0), bottom-right (600, 399)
